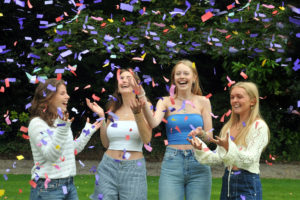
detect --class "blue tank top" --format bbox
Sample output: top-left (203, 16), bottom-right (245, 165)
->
top-left (166, 114), bottom-right (204, 145)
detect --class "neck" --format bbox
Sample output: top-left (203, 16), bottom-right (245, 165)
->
top-left (121, 93), bottom-right (135, 109)
top-left (237, 111), bottom-right (251, 124)
top-left (176, 91), bottom-right (193, 100)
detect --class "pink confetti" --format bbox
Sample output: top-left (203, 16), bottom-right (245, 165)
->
top-left (210, 113), bottom-right (219, 119)
top-left (164, 140), bottom-right (168, 146)
top-left (20, 126), bottom-right (28, 133)
top-left (240, 71), bottom-right (248, 79)
top-left (201, 11), bottom-right (213, 22)
top-left (92, 94), bottom-right (100, 101)
top-left (144, 144), bottom-right (152, 152)
top-left (154, 132), bottom-right (161, 137)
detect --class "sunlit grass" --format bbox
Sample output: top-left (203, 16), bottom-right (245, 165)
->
top-left (0, 175), bottom-right (299, 200)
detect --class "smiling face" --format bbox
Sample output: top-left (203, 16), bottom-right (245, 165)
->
top-left (173, 63), bottom-right (195, 91)
top-left (230, 86), bottom-right (255, 117)
top-left (118, 71), bottom-right (134, 94)
top-left (49, 84), bottom-right (70, 113)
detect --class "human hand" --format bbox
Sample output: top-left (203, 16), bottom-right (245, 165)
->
top-left (187, 134), bottom-right (203, 150)
top-left (130, 98), bottom-right (144, 114)
top-left (86, 98), bottom-right (105, 117)
top-left (128, 75), bottom-right (145, 97)
top-left (210, 133), bottom-right (229, 151)
top-left (188, 126), bottom-right (205, 138)
top-left (86, 117), bottom-right (103, 130)
top-left (60, 112), bottom-right (74, 123)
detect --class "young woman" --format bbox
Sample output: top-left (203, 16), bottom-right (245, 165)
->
top-left (28, 78), bottom-right (102, 200)
top-left (89, 69), bottom-right (152, 200)
top-left (188, 81), bottom-right (270, 200)
top-left (135, 60), bottom-right (213, 200)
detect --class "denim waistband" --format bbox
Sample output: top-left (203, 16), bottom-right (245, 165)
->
top-left (165, 146), bottom-right (194, 156)
top-left (225, 168), bottom-right (253, 175)
top-left (37, 176), bottom-right (74, 184)
top-left (103, 153), bottom-right (145, 165)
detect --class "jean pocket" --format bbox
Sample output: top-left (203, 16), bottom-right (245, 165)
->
top-left (38, 180), bottom-right (59, 192)
top-left (163, 151), bottom-right (176, 161)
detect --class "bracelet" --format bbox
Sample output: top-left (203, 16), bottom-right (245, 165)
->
top-left (199, 131), bottom-right (207, 140)
top-left (133, 110), bottom-right (142, 115)
top-left (137, 92), bottom-right (146, 98)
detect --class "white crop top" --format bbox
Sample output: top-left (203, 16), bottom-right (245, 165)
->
top-left (107, 120), bottom-right (143, 152)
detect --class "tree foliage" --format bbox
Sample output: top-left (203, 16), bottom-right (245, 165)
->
top-left (0, 0), bottom-right (299, 161)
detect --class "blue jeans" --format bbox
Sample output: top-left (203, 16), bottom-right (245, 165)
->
top-left (220, 169), bottom-right (262, 200)
top-left (90, 153), bottom-right (147, 200)
top-left (159, 147), bottom-right (212, 200)
top-left (30, 176), bottom-right (78, 200)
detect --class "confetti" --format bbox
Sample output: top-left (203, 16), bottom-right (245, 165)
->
top-left (16, 155), bottom-right (24, 160)
top-left (144, 144), bottom-right (152, 152)
top-left (20, 126), bottom-right (28, 133)
top-left (29, 180), bottom-right (37, 188)
top-left (154, 132), bottom-right (161, 137)
top-left (164, 140), bottom-right (168, 146)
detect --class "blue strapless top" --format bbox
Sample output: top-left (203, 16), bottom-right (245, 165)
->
top-left (166, 114), bottom-right (204, 145)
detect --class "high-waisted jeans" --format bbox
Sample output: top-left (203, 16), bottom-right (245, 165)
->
top-left (220, 169), bottom-right (262, 200)
top-left (90, 153), bottom-right (147, 200)
top-left (159, 146), bottom-right (212, 200)
top-left (30, 176), bottom-right (78, 200)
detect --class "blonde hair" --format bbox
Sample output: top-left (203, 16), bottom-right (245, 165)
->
top-left (170, 59), bottom-right (202, 96)
top-left (220, 82), bottom-right (269, 146)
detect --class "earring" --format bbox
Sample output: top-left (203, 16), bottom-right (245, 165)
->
top-left (250, 105), bottom-right (254, 110)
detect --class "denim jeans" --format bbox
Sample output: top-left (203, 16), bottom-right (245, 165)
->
top-left (220, 169), bottom-right (262, 200)
top-left (90, 153), bottom-right (147, 200)
top-left (159, 147), bottom-right (212, 200)
top-left (30, 176), bottom-right (78, 200)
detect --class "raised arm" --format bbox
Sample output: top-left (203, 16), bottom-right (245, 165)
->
top-left (86, 98), bottom-right (109, 148)
top-left (73, 118), bottom-right (102, 153)
top-left (130, 98), bottom-right (153, 144)
top-left (28, 115), bottom-right (72, 162)
top-left (139, 95), bottom-right (167, 128)
top-left (200, 97), bottom-right (213, 138)
top-left (217, 120), bottom-right (269, 168)
top-left (129, 76), bottom-right (166, 129)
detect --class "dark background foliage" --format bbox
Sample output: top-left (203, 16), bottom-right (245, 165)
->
top-left (0, 0), bottom-right (299, 163)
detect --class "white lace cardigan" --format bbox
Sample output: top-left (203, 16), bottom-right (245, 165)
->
top-left (194, 119), bottom-right (269, 174)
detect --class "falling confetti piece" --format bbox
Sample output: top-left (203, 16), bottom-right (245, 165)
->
top-left (16, 155), bottom-right (24, 160)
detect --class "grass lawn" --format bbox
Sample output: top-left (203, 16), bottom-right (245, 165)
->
top-left (0, 175), bottom-right (299, 199)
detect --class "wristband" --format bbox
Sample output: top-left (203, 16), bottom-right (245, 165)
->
top-left (137, 92), bottom-right (146, 98)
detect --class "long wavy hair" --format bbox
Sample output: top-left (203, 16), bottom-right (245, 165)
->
top-left (220, 82), bottom-right (270, 146)
top-left (29, 78), bottom-right (66, 127)
top-left (106, 68), bottom-right (141, 113)
top-left (170, 59), bottom-right (203, 96)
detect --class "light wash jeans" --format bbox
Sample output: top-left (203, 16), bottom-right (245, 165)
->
top-left (30, 176), bottom-right (78, 200)
top-left (159, 146), bottom-right (212, 200)
top-left (90, 153), bottom-right (147, 200)
top-left (220, 169), bottom-right (262, 200)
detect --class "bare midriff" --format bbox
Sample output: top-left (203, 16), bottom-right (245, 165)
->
top-left (105, 149), bottom-right (144, 160)
top-left (168, 144), bottom-right (194, 150)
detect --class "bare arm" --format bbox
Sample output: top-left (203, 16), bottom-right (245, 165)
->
top-left (140, 96), bottom-right (167, 128)
top-left (129, 76), bottom-right (166, 129)
top-left (86, 98), bottom-right (109, 148)
top-left (130, 98), bottom-right (152, 144)
top-left (201, 97), bottom-right (213, 138)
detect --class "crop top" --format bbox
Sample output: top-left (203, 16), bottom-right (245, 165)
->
top-left (107, 120), bottom-right (143, 152)
top-left (166, 113), bottom-right (204, 145)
